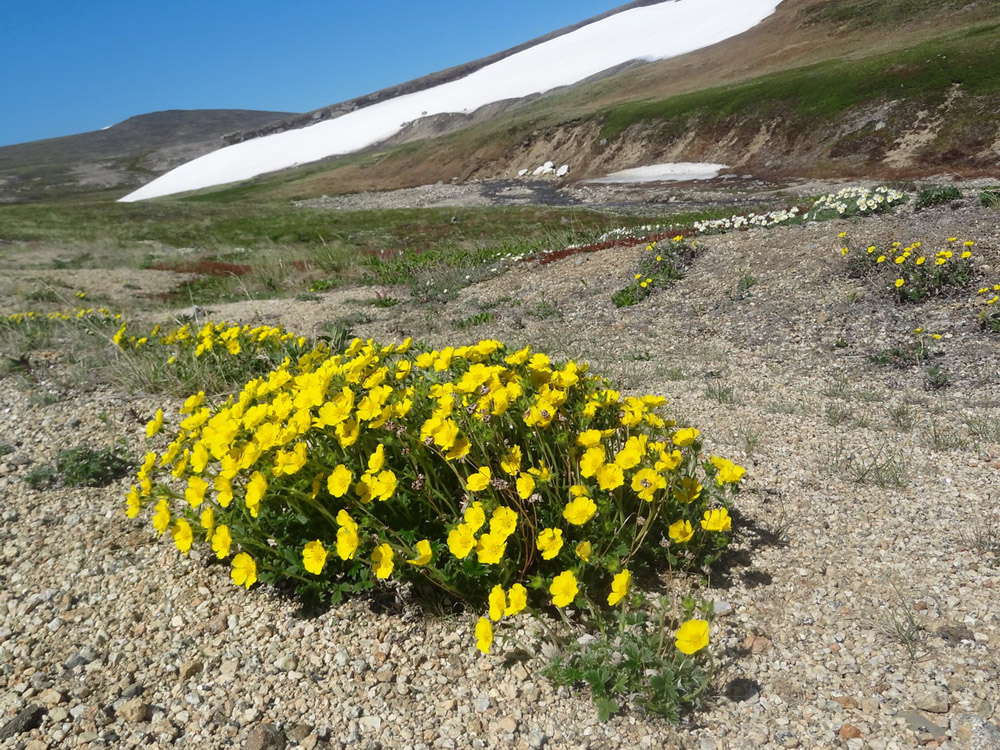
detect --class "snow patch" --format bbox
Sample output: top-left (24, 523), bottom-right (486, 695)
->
top-left (121, 0), bottom-right (781, 202)
top-left (585, 162), bottom-right (729, 183)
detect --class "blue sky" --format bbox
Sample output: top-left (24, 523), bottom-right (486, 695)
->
top-left (0, 1), bottom-right (620, 147)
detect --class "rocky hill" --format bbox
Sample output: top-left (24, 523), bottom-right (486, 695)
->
top-left (0, 110), bottom-right (297, 202)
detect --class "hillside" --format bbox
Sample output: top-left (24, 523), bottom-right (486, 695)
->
top-left (185, 0), bottom-right (1000, 200)
top-left (0, 109), bottom-right (297, 203)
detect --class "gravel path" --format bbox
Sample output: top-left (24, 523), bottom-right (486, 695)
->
top-left (2, 197), bottom-right (999, 749)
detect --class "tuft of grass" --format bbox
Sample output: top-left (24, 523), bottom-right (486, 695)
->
top-left (961, 510), bottom-right (1000, 566)
top-left (886, 403), bottom-right (916, 432)
top-left (25, 445), bottom-right (132, 489)
top-left (825, 402), bottom-right (854, 427)
top-left (924, 363), bottom-right (950, 390)
top-left (827, 442), bottom-right (910, 487)
top-left (925, 420), bottom-right (968, 451)
top-left (452, 312), bottom-right (496, 330)
top-left (705, 382), bottom-right (736, 405)
top-left (979, 186), bottom-right (1000, 208)
top-left (735, 424), bottom-right (763, 455)
top-left (915, 185), bottom-right (963, 209)
top-left (877, 579), bottom-right (930, 664)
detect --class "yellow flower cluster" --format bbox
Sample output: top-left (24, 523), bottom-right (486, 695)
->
top-left (5, 307), bottom-right (122, 325)
top-left (838, 235), bottom-right (976, 301)
top-left (113, 319), bottom-right (305, 357)
top-left (131, 332), bottom-right (742, 655)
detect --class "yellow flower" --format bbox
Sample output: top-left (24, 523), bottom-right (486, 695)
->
top-left (576, 430), bottom-right (603, 448)
top-left (371, 543), bottom-right (394, 579)
top-left (211, 525), bottom-right (232, 559)
top-left (516, 473), bottom-right (536, 499)
top-left (676, 476), bottom-right (702, 504)
top-left (505, 584), bottom-right (528, 616)
top-left (549, 570), bottom-right (579, 608)
top-left (171, 519), bottom-right (193, 555)
top-left (669, 519), bottom-right (694, 544)
top-left (185, 476), bottom-right (208, 508)
top-left (231, 552), bottom-right (257, 589)
top-left (152, 499), bottom-right (170, 535)
top-left (536, 528), bottom-right (564, 560)
top-left (327, 465), bottom-right (353, 497)
top-left (336, 510), bottom-right (359, 560)
top-left (579, 446), bottom-right (605, 478)
top-left (200, 506), bottom-right (214, 537)
top-left (608, 569), bottom-right (631, 606)
top-left (464, 501), bottom-right (487, 532)
top-left (710, 456), bottom-right (746, 485)
top-left (500, 446), bottom-right (522, 475)
top-left (475, 617), bottom-right (493, 654)
top-left (562, 494), bottom-right (597, 525)
top-left (367, 444), bottom-right (386, 473)
top-left (631, 467), bottom-right (665, 502)
top-left (672, 427), bottom-right (699, 446)
top-left (596, 462), bottom-right (624, 491)
top-left (303, 540), bottom-right (328, 575)
top-left (180, 391), bottom-right (205, 415)
top-left (273, 443), bottom-right (308, 476)
top-left (701, 507), bottom-right (732, 532)
top-left (407, 539), bottom-right (433, 566)
top-left (489, 506), bottom-right (518, 539)
top-left (145, 409), bottom-right (164, 438)
top-left (614, 436), bottom-right (645, 470)
top-left (675, 619), bottom-right (710, 655)
top-left (447, 523), bottom-right (477, 559)
top-left (466, 466), bottom-right (492, 493)
top-left (125, 487), bottom-right (141, 519)
top-left (489, 585), bottom-right (506, 621)
top-left (895, 278), bottom-right (905, 288)
top-left (476, 531), bottom-right (507, 565)
top-left (245, 471), bottom-right (267, 517)
top-left (214, 475), bottom-right (233, 507)
top-left (575, 540), bottom-right (592, 562)
top-left (369, 469), bottom-right (397, 502)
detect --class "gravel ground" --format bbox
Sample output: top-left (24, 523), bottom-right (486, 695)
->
top-left (2, 195), bottom-right (1000, 749)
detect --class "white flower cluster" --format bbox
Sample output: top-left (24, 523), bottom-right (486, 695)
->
top-left (693, 206), bottom-right (802, 234)
top-left (807, 186), bottom-right (907, 219)
top-left (597, 224), bottom-right (673, 242)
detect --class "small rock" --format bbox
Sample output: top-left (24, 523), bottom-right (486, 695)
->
top-left (833, 695), bottom-right (859, 710)
top-left (274, 655), bottom-right (298, 672)
top-left (498, 717), bottom-right (518, 733)
top-left (936, 624), bottom-right (975, 643)
top-left (248, 724), bottom-right (286, 750)
top-left (117, 698), bottom-right (151, 723)
top-left (526, 728), bottom-right (548, 748)
top-left (474, 693), bottom-right (490, 712)
top-left (838, 724), bottom-right (862, 740)
top-left (712, 600), bottom-right (734, 616)
top-left (0, 705), bottom-right (46, 740)
top-left (359, 715), bottom-right (382, 732)
top-left (287, 723), bottom-right (312, 742)
top-left (121, 683), bottom-right (143, 700)
top-left (38, 688), bottom-right (64, 706)
top-left (743, 634), bottom-right (772, 654)
top-left (898, 709), bottom-right (947, 738)
top-left (179, 659), bottom-right (203, 680)
top-left (915, 689), bottom-right (950, 714)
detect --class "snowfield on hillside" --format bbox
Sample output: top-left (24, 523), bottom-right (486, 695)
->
top-left (120, 0), bottom-right (781, 202)
top-left (584, 162), bottom-right (730, 183)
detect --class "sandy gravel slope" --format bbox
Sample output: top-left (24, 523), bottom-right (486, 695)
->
top-left (1, 198), bottom-right (999, 749)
